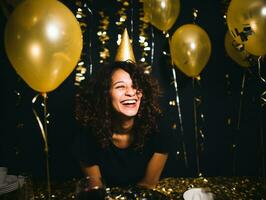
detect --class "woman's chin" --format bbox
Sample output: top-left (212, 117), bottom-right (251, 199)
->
top-left (120, 111), bottom-right (138, 118)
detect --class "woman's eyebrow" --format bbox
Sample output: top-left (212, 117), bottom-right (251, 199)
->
top-left (112, 81), bottom-right (125, 86)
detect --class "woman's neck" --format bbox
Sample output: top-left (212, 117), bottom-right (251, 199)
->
top-left (112, 117), bottom-right (134, 148)
top-left (112, 116), bottom-right (134, 135)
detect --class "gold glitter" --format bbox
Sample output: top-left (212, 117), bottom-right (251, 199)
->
top-left (138, 0), bottom-right (151, 66)
top-left (98, 11), bottom-right (110, 62)
top-left (0, 177), bottom-right (260, 199)
top-left (155, 177), bottom-right (266, 199)
top-left (74, 0), bottom-right (89, 85)
top-left (172, 123), bottom-right (177, 130)
top-left (227, 118), bottom-right (231, 125)
top-left (169, 100), bottom-right (176, 106)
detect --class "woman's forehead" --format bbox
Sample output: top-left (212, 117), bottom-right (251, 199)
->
top-left (111, 68), bottom-right (131, 82)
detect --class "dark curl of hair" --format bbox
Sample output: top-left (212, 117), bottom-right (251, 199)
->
top-left (75, 61), bottom-right (162, 150)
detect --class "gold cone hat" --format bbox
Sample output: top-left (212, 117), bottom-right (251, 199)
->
top-left (115, 28), bottom-right (136, 63)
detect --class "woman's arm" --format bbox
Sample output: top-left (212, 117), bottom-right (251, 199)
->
top-left (81, 164), bottom-right (104, 189)
top-left (137, 152), bottom-right (168, 189)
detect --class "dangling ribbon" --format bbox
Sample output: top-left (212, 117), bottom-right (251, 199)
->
top-left (257, 56), bottom-right (266, 106)
top-left (168, 38), bottom-right (188, 169)
top-left (257, 56), bottom-right (265, 83)
top-left (172, 67), bottom-right (188, 169)
top-left (261, 90), bottom-right (266, 107)
top-left (230, 69), bottom-right (247, 176)
top-left (192, 77), bottom-right (201, 177)
top-left (237, 70), bottom-right (246, 130)
top-left (32, 93), bottom-right (51, 200)
top-left (259, 106), bottom-right (265, 178)
top-left (257, 56), bottom-right (266, 178)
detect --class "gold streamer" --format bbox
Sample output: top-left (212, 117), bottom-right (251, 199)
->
top-left (193, 85), bottom-right (200, 176)
top-left (192, 77), bottom-right (206, 177)
top-left (32, 93), bottom-right (51, 200)
top-left (74, 0), bottom-right (91, 86)
top-left (98, 11), bottom-right (110, 63)
top-left (257, 56), bottom-right (266, 177)
top-left (237, 70), bottom-right (246, 130)
top-left (115, 0), bottom-right (129, 28)
top-left (257, 56), bottom-right (266, 107)
top-left (261, 91), bottom-right (266, 107)
top-left (139, 0), bottom-right (152, 71)
top-left (168, 38), bottom-right (188, 168)
top-left (257, 56), bottom-right (266, 84)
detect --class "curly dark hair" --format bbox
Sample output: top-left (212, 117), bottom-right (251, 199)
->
top-left (75, 61), bottom-right (162, 149)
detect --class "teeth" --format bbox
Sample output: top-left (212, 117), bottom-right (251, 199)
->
top-left (122, 99), bottom-right (136, 104)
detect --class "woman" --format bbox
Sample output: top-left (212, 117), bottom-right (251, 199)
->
top-left (73, 60), bottom-right (169, 189)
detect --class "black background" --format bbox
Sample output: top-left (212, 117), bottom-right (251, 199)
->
top-left (0, 0), bottom-right (265, 181)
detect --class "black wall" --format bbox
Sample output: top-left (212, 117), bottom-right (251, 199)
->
top-left (0, 0), bottom-right (265, 181)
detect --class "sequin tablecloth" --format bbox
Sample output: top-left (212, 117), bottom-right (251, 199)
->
top-left (154, 176), bottom-right (266, 199)
top-left (0, 176), bottom-right (265, 200)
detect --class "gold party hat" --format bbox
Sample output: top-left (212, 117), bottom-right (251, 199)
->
top-left (115, 28), bottom-right (136, 63)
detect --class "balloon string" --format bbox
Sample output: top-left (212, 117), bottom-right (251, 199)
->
top-left (261, 90), bottom-right (266, 107)
top-left (232, 69), bottom-right (246, 175)
top-left (32, 94), bottom-right (48, 152)
top-left (257, 56), bottom-right (266, 107)
top-left (171, 67), bottom-right (188, 168)
top-left (257, 56), bottom-right (266, 84)
top-left (192, 78), bottom-right (201, 176)
top-left (259, 108), bottom-right (266, 178)
top-left (168, 37), bottom-right (188, 168)
top-left (32, 93), bottom-right (51, 200)
top-left (257, 56), bottom-right (266, 178)
top-left (237, 70), bottom-right (246, 130)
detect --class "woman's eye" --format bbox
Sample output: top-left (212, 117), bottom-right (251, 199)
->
top-left (115, 85), bottom-right (125, 89)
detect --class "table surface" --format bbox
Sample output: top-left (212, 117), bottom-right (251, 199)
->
top-left (0, 176), bottom-right (265, 199)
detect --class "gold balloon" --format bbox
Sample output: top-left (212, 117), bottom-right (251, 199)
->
top-left (227, 0), bottom-right (266, 56)
top-left (4, 0), bottom-right (83, 93)
top-left (170, 24), bottom-right (211, 77)
top-left (143, 0), bottom-right (180, 32)
top-left (224, 31), bottom-right (251, 68)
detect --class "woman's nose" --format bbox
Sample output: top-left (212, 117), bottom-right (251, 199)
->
top-left (125, 86), bottom-right (136, 96)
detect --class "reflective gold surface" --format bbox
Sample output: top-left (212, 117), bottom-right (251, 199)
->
top-left (1, 177), bottom-right (265, 200)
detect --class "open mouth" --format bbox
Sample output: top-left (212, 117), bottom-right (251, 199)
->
top-left (121, 99), bottom-right (137, 105)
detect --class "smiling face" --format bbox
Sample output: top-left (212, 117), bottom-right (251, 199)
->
top-left (109, 68), bottom-right (143, 118)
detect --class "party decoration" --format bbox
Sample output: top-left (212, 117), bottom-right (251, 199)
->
top-left (98, 11), bottom-right (110, 63)
top-left (74, 0), bottom-right (92, 86)
top-left (143, 0), bottom-right (180, 32)
top-left (227, 0), bottom-right (266, 56)
top-left (171, 67), bottom-right (188, 168)
top-left (4, 0), bottom-right (83, 93)
top-left (170, 24), bottom-right (211, 77)
top-left (224, 31), bottom-right (251, 68)
top-left (115, 28), bottom-right (136, 63)
top-left (139, 0), bottom-right (152, 70)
